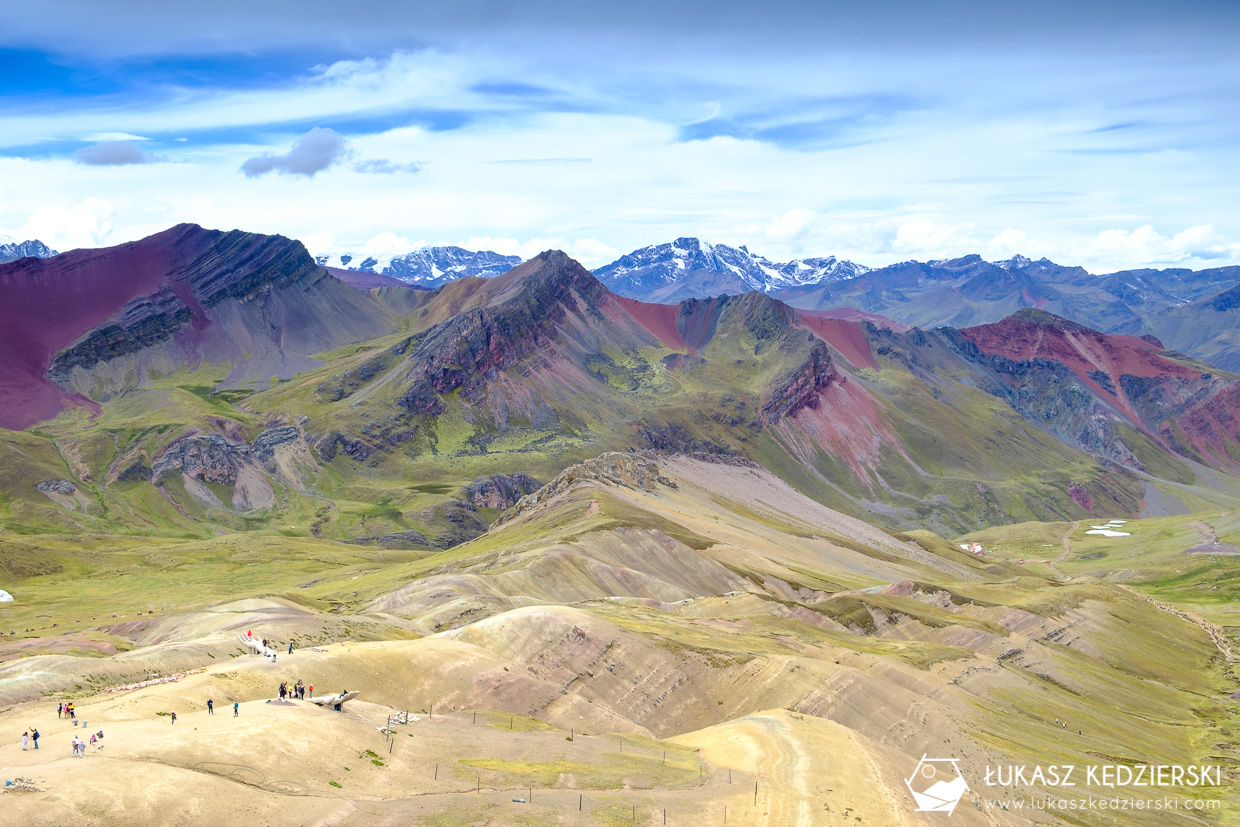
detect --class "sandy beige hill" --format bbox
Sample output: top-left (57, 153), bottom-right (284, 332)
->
top-left (2, 454), bottom-right (1237, 825)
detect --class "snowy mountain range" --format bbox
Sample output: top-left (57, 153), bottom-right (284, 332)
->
top-left (315, 246), bottom-right (520, 286)
top-left (592, 237), bottom-right (870, 303)
top-left (0, 237), bottom-right (57, 263)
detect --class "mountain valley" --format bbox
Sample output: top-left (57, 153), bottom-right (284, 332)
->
top-left (1, 225), bottom-right (1238, 825)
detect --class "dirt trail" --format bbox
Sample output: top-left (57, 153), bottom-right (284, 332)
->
top-left (1117, 584), bottom-right (1234, 664)
top-left (674, 709), bottom-right (916, 827)
top-left (1043, 520), bottom-right (1081, 581)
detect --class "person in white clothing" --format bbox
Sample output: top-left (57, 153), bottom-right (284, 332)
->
top-left (21, 731), bottom-right (28, 750)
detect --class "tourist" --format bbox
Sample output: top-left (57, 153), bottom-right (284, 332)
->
top-left (31, 728), bottom-right (39, 749)
top-left (170, 711), bottom-right (177, 725)
top-left (90, 732), bottom-right (99, 751)
top-left (22, 731), bottom-right (28, 750)
top-left (71, 735), bottom-right (80, 757)
top-left (233, 701), bottom-right (239, 717)
top-left (207, 698), bottom-right (214, 715)
top-left (68, 703), bottom-right (75, 720)
top-left (288, 641), bottom-right (293, 654)
top-left (308, 683), bottom-right (313, 698)
top-left (57, 702), bottom-right (63, 719)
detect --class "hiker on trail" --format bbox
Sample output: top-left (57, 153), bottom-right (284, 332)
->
top-left (288, 641), bottom-right (293, 654)
top-left (278, 682), bottom-right (287, 700)
top-left (71, 735), bottom-right (80, 757)
top-left (308, 684), bottom-right (313, 698)
top-left (22, 731), bottom-right (28, 750)
top-left (90, 732), bottom-right (99, 751)
top-left (207, 699), bottom-right (214, 715)
top-left (68, 703), bottom-right (75, 720)
top-left (233, 702), bottom-right (239, 717)
top-left (31, 728), bottom-right (39, 749)
top-left (57, 703), bottom-right (63, 718)
top-left (170, 711), bottom-right (177, 725)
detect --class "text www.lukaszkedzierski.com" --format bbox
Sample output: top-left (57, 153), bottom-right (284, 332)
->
top-left (983, 796), bottom-right (1221, 812)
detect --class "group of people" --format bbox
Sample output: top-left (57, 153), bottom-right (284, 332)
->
top-left (18, 721), bottom-right (99, 755)
top-left (57, 702), bottom-right (75, 719)
top-left (70, 732), bottom-right (100, 756)
top-left (278, 680), bottom-right (311, 700)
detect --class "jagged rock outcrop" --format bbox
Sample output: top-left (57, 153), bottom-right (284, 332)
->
top-left (36, 479), bottom-right (77, 495)
top-left (147, 423), bottom-right (315, 511)
top-left (250, 426), bottom-right (301, 470)
top-left (153, 433), bottom-right (250, 485)
top-left (461, 473), bottom-right (541, 509)
top-left (761, 337), bottom-right (833, 425)
top-left (497, 453), bottom-right (676, 525)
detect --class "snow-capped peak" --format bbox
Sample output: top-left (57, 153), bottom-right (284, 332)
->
top-left (0, 238), bottom-right (58, 263)
top-left (991, 254), bottom-right (1034, 270)
top-left (594, 238), bottom-right (869, 298)
top-left (316, 245), bottom-right (521, 286)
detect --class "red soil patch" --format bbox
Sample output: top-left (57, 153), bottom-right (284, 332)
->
top-left (1067, 482), bottom-right (1095, 514)
top-left (798, 307), bottom-right (911, 333)
top-left (778, 371), bottom-right (899, 484)
top-left (612, 296), bottom-right (691, 351)
top-left (962, 315), bottom-right (1197, 382)
top-left (795, 315), bottom-right (878, 370)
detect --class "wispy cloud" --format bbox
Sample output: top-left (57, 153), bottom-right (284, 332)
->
top-left (241, 127), bottom-right (350, 177)
top-left (678, 94), bottom-right (917, 150)
top-left (353, 158), bottom-right (423, 174)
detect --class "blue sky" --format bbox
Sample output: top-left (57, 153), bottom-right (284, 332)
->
top-left (0, 1), bottom-right (1238, 272)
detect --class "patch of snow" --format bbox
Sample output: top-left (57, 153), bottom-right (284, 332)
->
top-left (1085, 529), bottom-right (1131, 537)
top-left (0, 589), bottom-right (13, 602)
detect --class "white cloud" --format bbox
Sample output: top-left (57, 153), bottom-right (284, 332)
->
top-left (891, 219), bottom-right (977, 258)
top-left (1081, 224), bottom-right (1240, 270)
top-left (298, 231), bottom-right (336, 256)
top-left (17, 198), bottom-right (115, 251)
top-left (360, 232), bottom-right (424, 256)
top-left (765, 208), bottom-right (816, 240)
